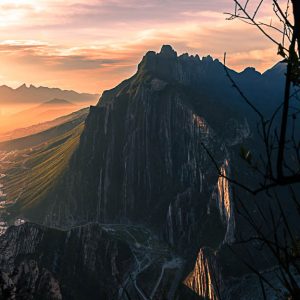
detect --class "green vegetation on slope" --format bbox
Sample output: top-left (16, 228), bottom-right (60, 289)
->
top-left (3, 122), bottom-right (84, 216)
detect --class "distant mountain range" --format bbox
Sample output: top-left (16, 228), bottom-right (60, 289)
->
top-left (0, 84), bottom-right (99, 104)
top-left (0, 107), bottom-right (89, 150)
top-left (0, 106), bottom-right (89, 142)
top-left (0, 98), bottom-right (83, 134)
top-left (12, 98), bottom-right (75, 118)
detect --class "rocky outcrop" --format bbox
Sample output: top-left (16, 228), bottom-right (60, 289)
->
top-left (184, 248), bottom-right (222, 300)
top-left (214, 160), bottom-right (235, 244)
top-left (0, 264), bottom-right (62, 300)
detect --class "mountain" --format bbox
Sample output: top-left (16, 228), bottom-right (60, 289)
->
top-left (0, 99), bottom-right (80, 134)
top-left (0, 107), bottom-right (89, 142)
top-left (41, 99), bottom-right (75, 106)
top-left (11, 98), bottom-right (76, 121)
top-left (0, 46), bottom-right (295, 299)
top-left (0, 107), bottom-right (89, 151)
top-left (0, 84), bottom-right (99, 104)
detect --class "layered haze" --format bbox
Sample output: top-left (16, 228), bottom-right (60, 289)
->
top-left (0, 84), bottom-right (98, 137)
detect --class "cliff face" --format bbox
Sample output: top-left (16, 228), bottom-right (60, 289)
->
top-left (1, 46), bottom-right (283, 299)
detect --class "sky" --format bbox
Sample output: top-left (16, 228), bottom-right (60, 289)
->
top-left (0, 0), bottom-right (284, 93)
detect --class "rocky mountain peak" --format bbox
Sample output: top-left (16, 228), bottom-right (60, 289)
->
top-left (241, 66), bottom-right (261, 76)
top-left (202, 55), bottom-right (214, 63)
top-left (16, 83), bottom-right (28, 90)
top-left (159, 44), bottom-right (178, 57)
top-left (99, 46), bottom-right (227, 107)
top-left (136, 45), bottom-right (211, 85)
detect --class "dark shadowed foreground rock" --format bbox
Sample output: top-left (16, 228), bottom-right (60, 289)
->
top-left (0, 222), bottom-right (185, 300)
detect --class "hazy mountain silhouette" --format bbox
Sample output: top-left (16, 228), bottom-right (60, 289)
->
top-left (0, 84), bottom-right (99, 104)
top-left (0, 108), bottom-right (89, 143)
top-left (0, 99), bottom-right (80, 134)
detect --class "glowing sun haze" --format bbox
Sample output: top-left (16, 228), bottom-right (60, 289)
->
top-left (0, 0), bottom-right (280, 93)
